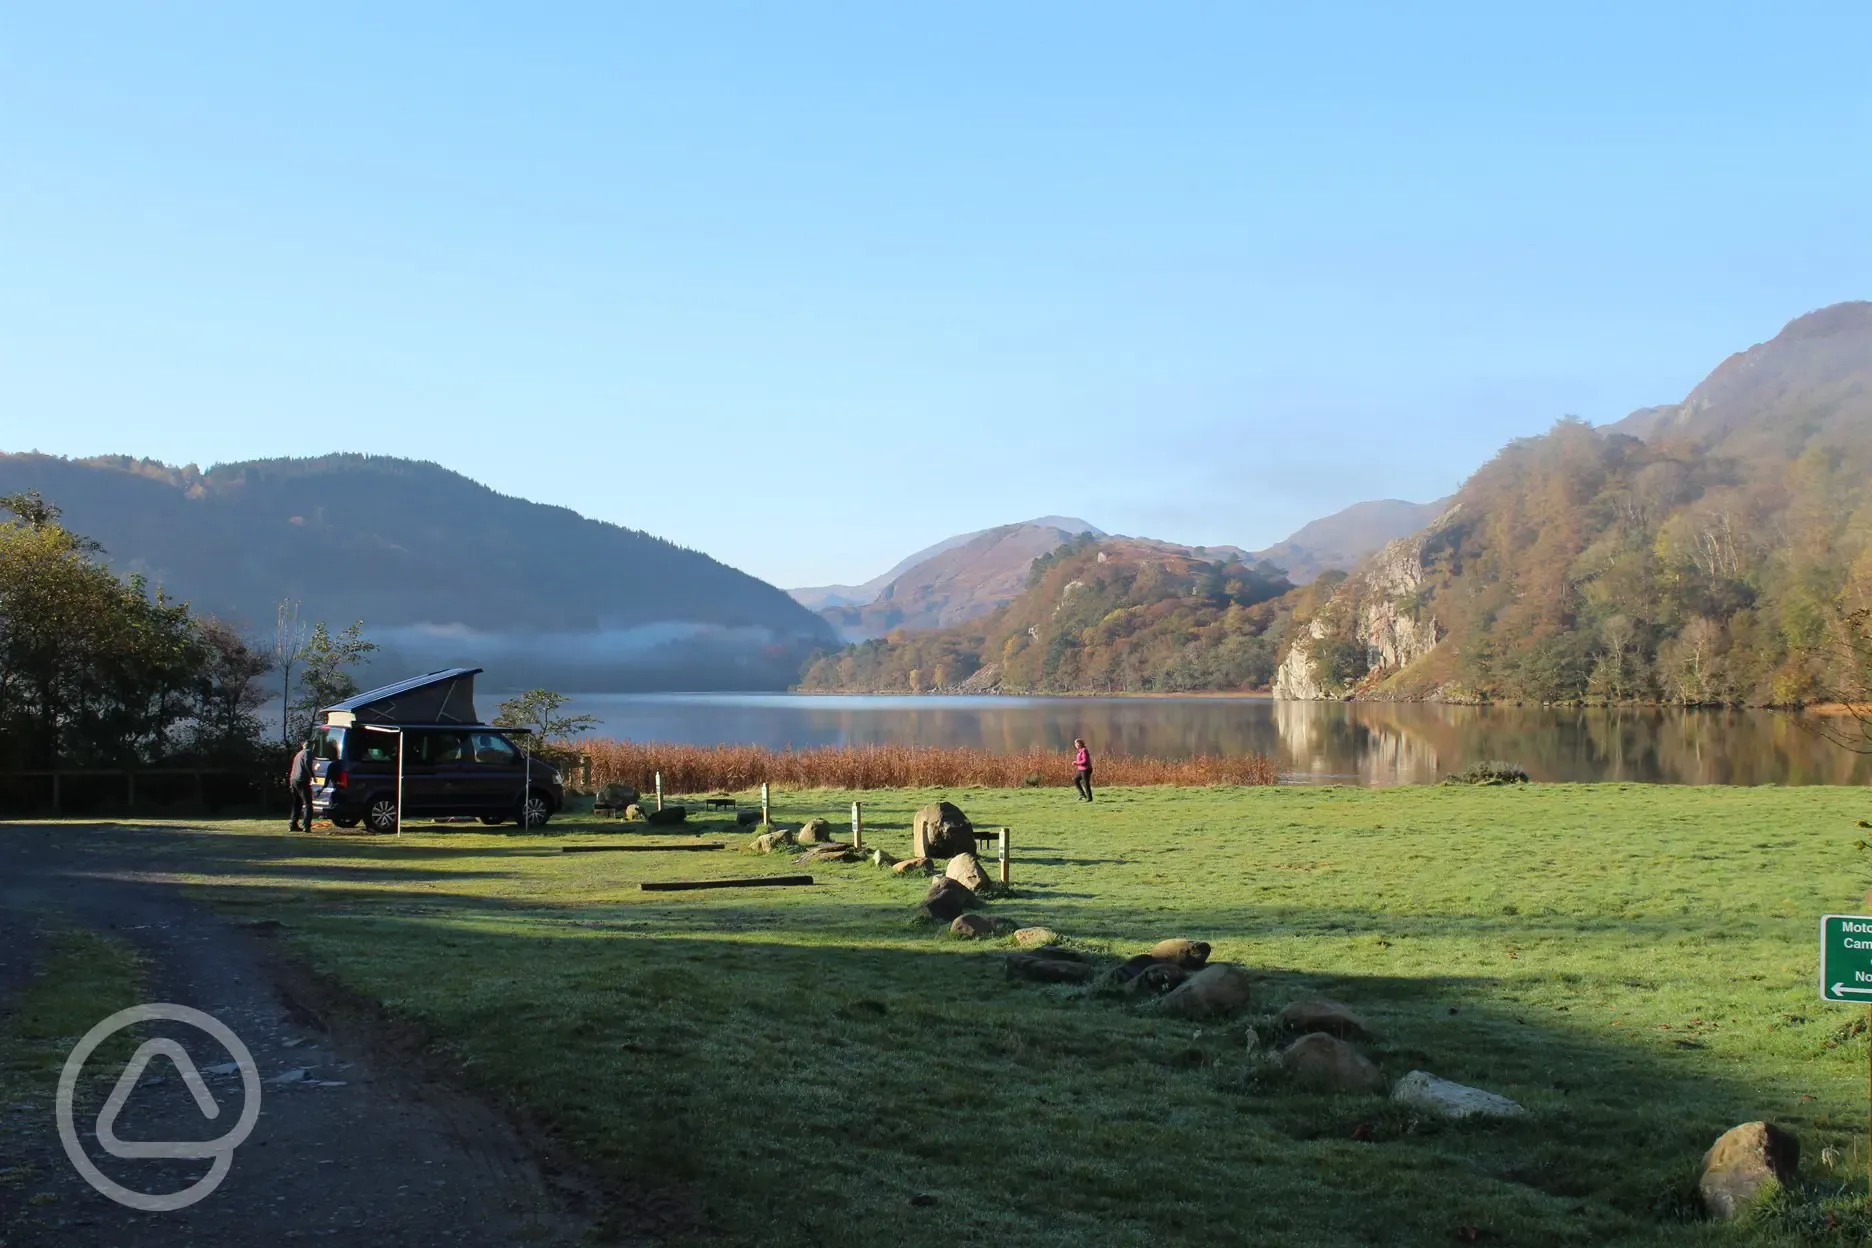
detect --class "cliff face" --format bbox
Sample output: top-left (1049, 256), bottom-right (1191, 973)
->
top-left (1273, 515), bottom-right (1451, 701)
top-left (1272, 619), bottom-right (1333, 700)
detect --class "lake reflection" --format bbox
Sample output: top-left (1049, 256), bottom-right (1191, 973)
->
top-left (504, 693), bottom-right (1872, 787)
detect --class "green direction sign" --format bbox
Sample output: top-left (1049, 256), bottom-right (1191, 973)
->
top-left (1820, 915), bottom-right (1872, 1002)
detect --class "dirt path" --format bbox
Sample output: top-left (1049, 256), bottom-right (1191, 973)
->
top-left (0, 824), bottom-right (606, 1247)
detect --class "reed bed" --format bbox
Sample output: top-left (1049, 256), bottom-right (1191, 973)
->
top-left (577, 740), bottom-right (1280, 792)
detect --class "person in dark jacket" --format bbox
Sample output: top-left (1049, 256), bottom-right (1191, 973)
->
top-left (288, 740), bottom-right (313, 832)
top-left (1072, 738), bottom-right (1093, 802)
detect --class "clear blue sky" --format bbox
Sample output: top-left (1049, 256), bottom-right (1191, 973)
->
top-left (3, 3), bottom-right (1867, 588)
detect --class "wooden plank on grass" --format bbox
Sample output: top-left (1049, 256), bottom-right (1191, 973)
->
top-left (561, 843), bottom-right (725, 854)
top-left (641, 875), bottom-right (814, 892)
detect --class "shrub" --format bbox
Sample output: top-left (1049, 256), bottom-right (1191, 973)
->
top-left (1443, 760), bottom-right (1530, 786)
top-left (578, 741), bottom-right (1280, 792)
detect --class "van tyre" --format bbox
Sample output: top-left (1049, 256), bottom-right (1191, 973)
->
top-left (521, 790), bottom-right (552, 829)
top-left (332, 816), bottom-right (360, 829)
top-left (479, 816), bottom-right (505, 826)
top-left (366, 796), bottom-right (399, 834)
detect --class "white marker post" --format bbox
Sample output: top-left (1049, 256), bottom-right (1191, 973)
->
top-left (760, 782), bottom-right (771, 826)
top-left (851, 801), bottom-right (863, 850)
top-left (655, 771), bottom-right (664, 812)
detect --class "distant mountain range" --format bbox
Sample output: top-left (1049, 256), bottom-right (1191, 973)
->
top-left (793, 498), bottom-right (1445, 642)
top-left (799, 300), bottom-right (1872, 704)
top-left (1250, 498), bottom-right (1451, 585)
top-left (0, 453), bottom-right (835, 691)
top-left (795, 518), bottom-right (1104, 640)
top-left (789, 516), bottom-right (1101, 613)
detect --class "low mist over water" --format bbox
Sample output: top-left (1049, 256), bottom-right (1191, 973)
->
top-left (507, 694), bottom-right (1872, 787)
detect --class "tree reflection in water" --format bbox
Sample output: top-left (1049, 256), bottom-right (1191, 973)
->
top-left (517, 693), bottom-right (1872, 786)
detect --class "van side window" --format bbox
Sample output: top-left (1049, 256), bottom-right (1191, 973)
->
top-left (349, 731), bottom-right (397, 763)
top-left (470, 733), bottom-right (520, 765)
top-left (420, 732), bottom-right (471, 764)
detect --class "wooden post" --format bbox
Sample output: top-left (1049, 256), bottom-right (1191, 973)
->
top-left (655, 771), bottom-right (665, 812)
top-left (760, 782), bottom-right (771, 826)
top-left (851, 801), bottom-right (863, 850)
top-left (998, 826), bottom-right (1010, 886)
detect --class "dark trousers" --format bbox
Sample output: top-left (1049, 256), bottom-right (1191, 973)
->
top-left (1073, 770), bottom-right (1093, 801)
top-left (290, 784), bottom-right (312, 829)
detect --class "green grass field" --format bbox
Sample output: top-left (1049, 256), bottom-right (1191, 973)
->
top-left (34, 783), bottom-right (1872, 1245)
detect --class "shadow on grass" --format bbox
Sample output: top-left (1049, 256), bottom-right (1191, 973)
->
top-left (6, 820), bottom-right (1862, 1246)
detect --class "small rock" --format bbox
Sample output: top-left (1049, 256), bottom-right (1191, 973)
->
top-left (203, 1062), bottom-right (241, 1076)
top-left (139, 1076), bottom-right (168, 1087)
top-left (869, 848), bottom-right (898, 868)
top-left (1390, 1071), bottom-right (1524, 1120)
top-left (1280, 1033), bottom-right (1383, 1093)
top-left (797, 817), bottom-right (833, 844)
top-left (950, 914), bottom-right (1016, 939)
top-left (268, 1068), bottom-right (309, 1085)
top-left (1275, 998), bottom-right (1379, 1042)
top-left (1012, 927), bottom-right (1063, 948)
top-left (1150, 939), bottom-right (1211, 969)
top-left (918, 877), bottom-right (978, 922)
top-left (622, 803), bottom-right (645, 821)
top-left (1122, 961), bottom-right (1189, 998)
top-left (1243, 1026), bottom-right (1263, 1056)
top-left (910, 1193), bottom-right (937, 1207)
top-left (1699, 1122), bottom-right (1799, 1221)
top-left (735, 809), bottom-right (760, 827)
top-left (1157, 963), bottom-right (1253, 1020)
top-left (1113, 953), bottom-right (1165, 984)
top-left (893, 857), bottom-right (932, 875)
top-left (797, 844), bottom-right (856, 864)
top-left (645, 805), bottom-right (688, 826)
top-left (1005, 952), bottom-right (1098, 984)
top-left (944, 852), bottom-right (991, 892)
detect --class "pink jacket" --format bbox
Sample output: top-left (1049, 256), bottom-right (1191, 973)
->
top-left (1073, 746), bottom-right (1090, 771)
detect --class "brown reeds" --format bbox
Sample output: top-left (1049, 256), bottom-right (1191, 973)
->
top-left (577, 740), bottom-right (1279, 792)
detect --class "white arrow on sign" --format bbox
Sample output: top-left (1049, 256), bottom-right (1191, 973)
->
top-left (1831, 984), bottom-right (1872, 997)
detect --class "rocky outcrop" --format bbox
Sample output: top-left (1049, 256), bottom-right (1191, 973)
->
top-left (1274, 512), bottom-right (1455, 701)
top-left (1272, 619), bottom-right (1333, 701)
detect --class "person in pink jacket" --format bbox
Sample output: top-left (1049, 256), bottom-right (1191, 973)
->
top-left (1072, 738), bottom-right (1093, 802)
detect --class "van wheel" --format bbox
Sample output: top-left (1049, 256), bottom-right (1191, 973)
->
top-left (332, 816), bottom-right (360, 829)
top-left (366, 797), bottom-right (399, 834)
top-left (520, 791), bottom-right (552, 829)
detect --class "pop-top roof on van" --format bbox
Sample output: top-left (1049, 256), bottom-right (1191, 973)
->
top-left (320, 667), bottom-right (483, 728)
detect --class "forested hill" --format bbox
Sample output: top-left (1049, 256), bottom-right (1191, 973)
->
top-left (1275, 300), bottom-right (1872, 704)
top-left (0, 453), bottom-right (835, 691)
top-left (797, 536), bottom-right (1305, 693)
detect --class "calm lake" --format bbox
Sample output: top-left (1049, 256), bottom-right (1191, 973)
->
top-left (499, 693), bottom-right (1872, 787)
